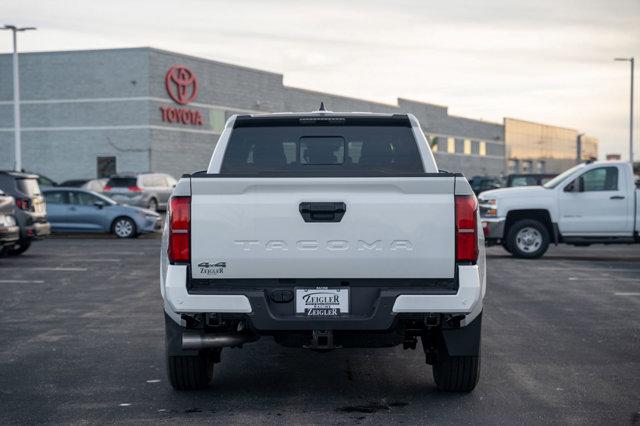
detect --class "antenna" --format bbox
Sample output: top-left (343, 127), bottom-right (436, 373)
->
top-left (318, 102), bottom-right (326, 111)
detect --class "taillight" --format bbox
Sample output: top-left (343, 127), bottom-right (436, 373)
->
top-left (168, 196), bottom-right (190, 263)
top-left (455, 195), bottom-right (478, 262)
top-left (127, 186), bottom-right (142, 192)
top-left (16, 198), bottom-right (31, 210)
top-left (103, 185), bottom-right (112, 191)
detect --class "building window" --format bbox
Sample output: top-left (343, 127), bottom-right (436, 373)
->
top-left (97, 156), bottom-right (116, 178)
top-left (471, 140), bottom-right (480, 155)
top-left (536, 161), bottom-right (546, 173)
top-left (463, 139), bottom-right (471, 155)
top-left (508, 159), bottom-right (519, 174)
top-left (447, 137), bottom-right (455, 154)
top-left (522, 160), bottom-right (533, 173)
top-left (479, 141), bottom-right (487, 156)
top-left (210, 110), bottom-right (226, 133)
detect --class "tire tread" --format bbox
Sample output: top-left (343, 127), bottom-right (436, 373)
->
top-left (167, 355), bottom-right (212, 390)
top-left (433, 355), bottom-right (480, 392)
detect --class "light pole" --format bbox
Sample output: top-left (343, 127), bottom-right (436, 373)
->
top-left (1, 25), bottom-right (36, 171)
top-left (614, 57), bottom-right (635, 168)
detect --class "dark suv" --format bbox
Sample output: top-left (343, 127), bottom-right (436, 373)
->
top-left (0, 171), bottom-right (51, 255)
top-left (469, 175), bottom-right (502, 195)
top-left (0, 189), bottom-right (20, 251)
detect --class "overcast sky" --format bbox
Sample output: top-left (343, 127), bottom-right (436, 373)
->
top-left (2, 0), bottom-right (639, 159)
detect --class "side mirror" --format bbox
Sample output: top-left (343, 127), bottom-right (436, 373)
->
top-left (564, 178), bottom-right (584, 193)
top-left (94, 200), bottom-right (106, 209)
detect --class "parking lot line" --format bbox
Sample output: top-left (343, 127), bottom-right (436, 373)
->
top-left (568, 277), bottom-right (639, 282)
top-left (73, 259), bottom-right (121, 262)
top-left (614, 292), bottom-right (640, 296)
top-left (0, 280), bottom-right (45, 284)
top-left (1, 267), bottom-right (88, 271)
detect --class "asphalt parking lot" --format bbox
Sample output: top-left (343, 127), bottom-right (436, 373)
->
top-left (1, 238), bottom-right (639, 424)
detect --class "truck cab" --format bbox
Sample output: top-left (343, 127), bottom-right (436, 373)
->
top-left (480, 161), bottom-right (640, 258)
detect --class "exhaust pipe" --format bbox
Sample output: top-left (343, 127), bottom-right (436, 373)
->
top-left (182, 332), bottom-right (253, 350)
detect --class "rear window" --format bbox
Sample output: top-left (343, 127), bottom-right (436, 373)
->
top-left (106, 177), bottom-right (137, 187)
top-left (220, 124), bottom-right (423, 175)
top-left (17, 178), bottom-right (41, 196)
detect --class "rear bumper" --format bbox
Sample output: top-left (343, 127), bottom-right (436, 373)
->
top-left (108, 194), bottom-right (149, 208)
top-left (22, 221), bottom-right (51, 240)
top-left (0, 225), bottom-right (20, 245)
top-left (163, 264), bottom-right (482, 331)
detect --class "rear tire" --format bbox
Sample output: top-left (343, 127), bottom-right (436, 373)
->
top-left (167, 353), bottom-right (214, 390)
top-left (5, 239), bottom-right (31, 256)
top-left (432, 355), bottom-right (480, 392)
top-left (505, 219), bottom-right (550, 259)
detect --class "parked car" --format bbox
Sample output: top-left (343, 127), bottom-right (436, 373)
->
top-left (504, 173), bottom-right (555, 188)
top-left (0, 189), bottom-right (20, 252)
top-left (0, 171), bottom-right (51, 255)
top-left (469, 175), bottom-right (502, 195)
top-left (59, 178), bottom-right (108, 193)
top-left (103, 173), bottom-right (176, 211)
top-left (480, 161), bottom-right (640, 258)
top-left (42, 188), bottom-right (161, 238)
top-left (161, 111), bottom-right (486, 392)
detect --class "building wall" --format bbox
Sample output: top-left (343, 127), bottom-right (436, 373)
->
top-left (504, 117), bottom-right (592, 175)
top-left (0, 48), bottom-right (152, 180)
top-left (581, 135), bottom-right (598, 160)
top-left (1, 47), bottom-right (508, 182)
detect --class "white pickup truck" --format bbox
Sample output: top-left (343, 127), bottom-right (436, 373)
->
top-left (480, 161), bottom-right (640, 258)
top-left (161, 111), bottom-right (486, 392)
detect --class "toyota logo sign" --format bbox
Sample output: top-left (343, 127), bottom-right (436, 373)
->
top-left (160, 65), bottom-right (203, 126)
top-left (165, 65), bottom-right (198, 105)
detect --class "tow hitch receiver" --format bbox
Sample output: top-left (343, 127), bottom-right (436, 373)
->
top-left (304, 329), bottom-right (342, 350)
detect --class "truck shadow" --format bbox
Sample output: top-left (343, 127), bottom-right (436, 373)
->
top-left (159, 338), bottom-right (483, 417)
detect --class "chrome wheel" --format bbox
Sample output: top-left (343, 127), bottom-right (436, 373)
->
top-left (114, 218), bottom-right (135, 238)
top-left (515, 227), bottom-right (542, 253)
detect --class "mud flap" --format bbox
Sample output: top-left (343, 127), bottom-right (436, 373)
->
top-left (164, 312), bottom-right (200, 357)
top-left (440, 313), bottom-right (482, 357)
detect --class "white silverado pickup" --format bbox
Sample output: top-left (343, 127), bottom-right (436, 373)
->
top-left (480, 161), bottom-right (640, 258)
top-left (161, 111), bottom-right (486, 392)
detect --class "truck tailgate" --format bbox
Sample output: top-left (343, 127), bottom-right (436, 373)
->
top-left (190, 177), bottom-right (455, 279)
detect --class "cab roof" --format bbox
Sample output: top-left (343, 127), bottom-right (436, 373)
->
top-left (233, 111), bottom-right (413, 128)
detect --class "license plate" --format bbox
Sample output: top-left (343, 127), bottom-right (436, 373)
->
top-left (296, 287), bottom-right (349, 316)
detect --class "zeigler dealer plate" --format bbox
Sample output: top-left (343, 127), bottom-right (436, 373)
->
top-left (295, 287), bottom-right (349, 316)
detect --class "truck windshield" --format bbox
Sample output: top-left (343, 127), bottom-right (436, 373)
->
top-left (543, 164), bottom-right (585, 189)
top-left (221, 125), bottom-right (423, 176)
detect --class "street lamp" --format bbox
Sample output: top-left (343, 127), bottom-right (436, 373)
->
top-left (614, 57), bottom-right (635, 168)
top-left (1, 25), bottom-right (37, 172)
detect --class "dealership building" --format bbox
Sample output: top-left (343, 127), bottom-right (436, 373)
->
top-left (0, 47), bottom-right (595, 182)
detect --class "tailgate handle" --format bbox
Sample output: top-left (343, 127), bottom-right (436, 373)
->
top-left (299, 202), bottom-right (346, 223)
